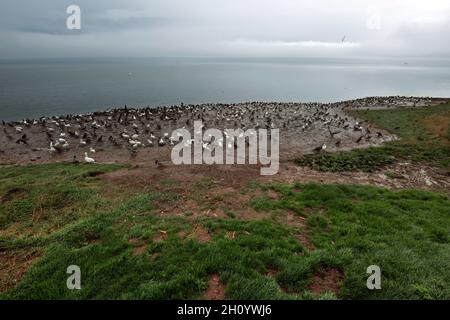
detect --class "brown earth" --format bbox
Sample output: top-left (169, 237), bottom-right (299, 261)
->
top-left (205, 274), bottom-right (226, 300)
top-left (129, 238), bottom-right (147, 256)
top-left (308, 268), bottom-right (344, 296)
top-left (0, 248), bottom-right (41, 292)
top-left (186, 225), bottom-right (212, 243)
top-left (101, 160), bottom-right (450, 196)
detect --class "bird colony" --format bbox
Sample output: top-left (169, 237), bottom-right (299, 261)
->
top-left (0, 97), bottom-right (431, 164)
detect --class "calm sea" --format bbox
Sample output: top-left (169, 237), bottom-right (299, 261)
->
top-left (0, 57), bottom-right (449, 121)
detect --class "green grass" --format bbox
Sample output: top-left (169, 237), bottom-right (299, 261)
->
top-left (1, 164), bottom-right (449, 299)
top-left (296, 148), bottom-right (395, 172)
top-left (296, 104), bottom-right (450, 172)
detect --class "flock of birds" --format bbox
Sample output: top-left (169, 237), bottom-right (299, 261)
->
top-left (0, 97), bottom-right (431, 164)
top-left (347, 96), bottom-right (432, 108)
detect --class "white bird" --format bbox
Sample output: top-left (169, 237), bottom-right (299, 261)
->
top-left (79, 139), bottom-right (87, 146)
top-left (128, 139), bottom-right (140, 145)
top-left (84, 152), bottom-right (95, 163)
top-left (49, 142), bottom-right (56, 153)
top-left (90, 147), bottom-right (96, 153)
top-left (184, 139), bottom-right (194, 147)
top-left (202, 142), bottom-right (211, 150)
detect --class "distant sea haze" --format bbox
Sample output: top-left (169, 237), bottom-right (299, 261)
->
top-left (0, 57), bottom-right (449, 121)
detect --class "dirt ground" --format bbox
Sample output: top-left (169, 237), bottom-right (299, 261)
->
top-left (98, 160), bottom-right (450, 227)
top-left (2, 97), bottom-right (426, 165)
top-left (101, 160), bottom-right (450, 194)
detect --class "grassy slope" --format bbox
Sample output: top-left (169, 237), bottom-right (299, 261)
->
top-left (0, 164), bottom-right (449, 300)
top-left (296, 104), bottom-right (450, 171)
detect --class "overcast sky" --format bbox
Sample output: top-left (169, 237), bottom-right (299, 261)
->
top-left (1, 0), bottom-right (450, 59)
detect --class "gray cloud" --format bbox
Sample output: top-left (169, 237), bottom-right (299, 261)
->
top-left (1, 0), bottom-right (449, 59)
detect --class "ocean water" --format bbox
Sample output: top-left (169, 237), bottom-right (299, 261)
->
top-left (0, 57), bottom-right (449, 121)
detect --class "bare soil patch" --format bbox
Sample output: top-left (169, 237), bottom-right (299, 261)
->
top-left (296, 232), bottom-right (315, 251)
top-left (187, 225), bottom-right (211, 244)
top-left (285, 211), bottom-right (306, 228)
top-left (205, 274), bottom-right (225, 300)
top-left (265, 267), bottom-right (278, 277)
top-left (0, 248), bottom-right (41, 291)
top-left (153, 231), bottom-right (168, 243)
top-left (101, 158), bottom-right (450, 198)
top-left (129, 238), bottom-right (147, 256)
top-left (308, 268), bottom-right (344, 296)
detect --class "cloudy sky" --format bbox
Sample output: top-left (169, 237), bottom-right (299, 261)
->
top-left (1, 0), bottom-right (450, 59)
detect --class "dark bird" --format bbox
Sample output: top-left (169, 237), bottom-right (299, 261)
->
top-left (328, 127), bottom-right (341, 137)
top-left (15, 134), bottom-right (29, 145)
top-left (154, 160), bottom-right (164, 168)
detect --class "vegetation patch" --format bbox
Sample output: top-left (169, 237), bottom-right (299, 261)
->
top-left (0, 164), bottom-right (449, 300)
top-left (296, 104), bottom-right (450, 172)
top-left (296, 148), bottom-right (395, 172)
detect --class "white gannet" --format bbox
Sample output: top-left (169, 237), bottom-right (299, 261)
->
top-left (84, 152), bottom-right (95, 163)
